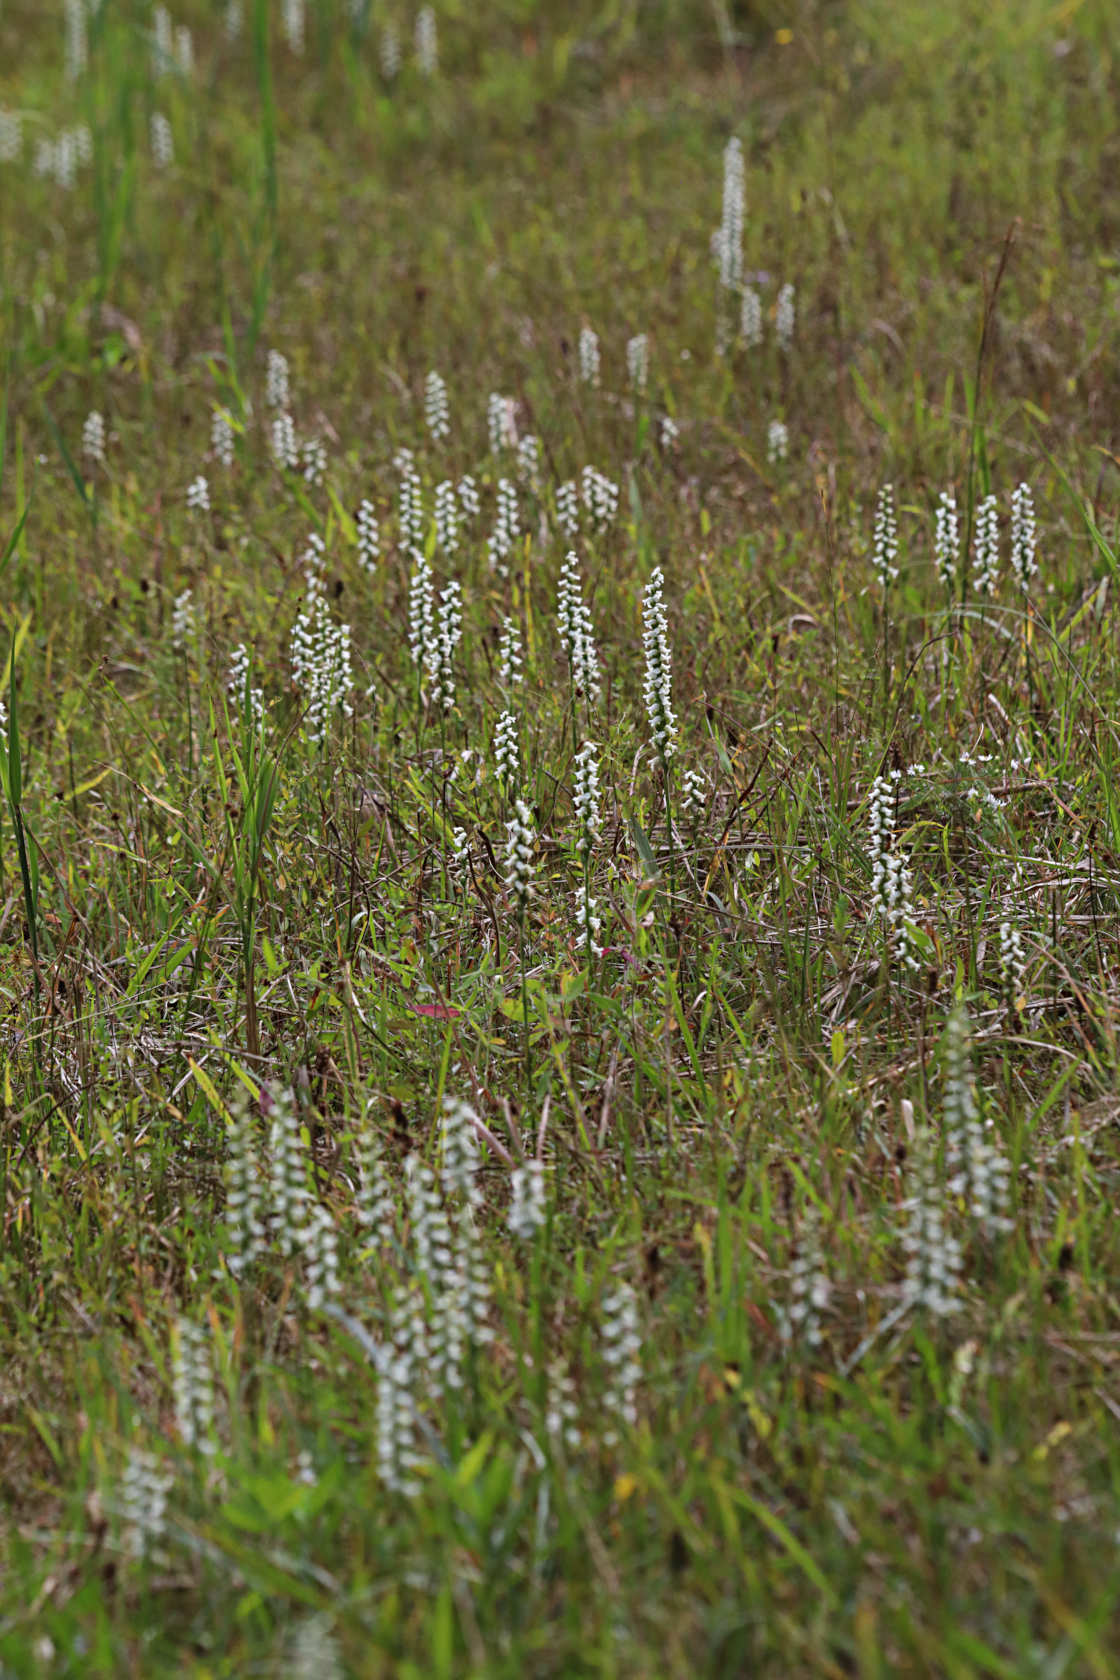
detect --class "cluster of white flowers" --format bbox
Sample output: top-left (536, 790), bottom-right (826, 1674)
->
top-left (998, 913), bottom-right (1026, 1007)
top-left (376, 1287), bottom-right (424, 1495)
top-left (578, 325), bottom-right (601, 387)
top-left (0, 110), bottom-right (21, 165)
top-left (433, 480), bottom-right (458, 557)
top-left (641, 565), bottom-right (677, 765)
top-left (487, 392), bottom-right (518, 452)
top-left (660, 414), bottom-right (679, 449)
top-left (627, 332), bottom-right (649, 393)
top-left (573, 740), bottom-right (603, 954)
top-left (283, 0), bottom-right (306, 54)
top-left (35, 125), bottom-right (92, 188)
top-left (681, 767), bottom-right (706, 816)
top-left (64, 0), bottom-right (88, 79)
top-left (266, 350), bottom-right (291, 410)
top-left (398, 462), bottom-right (425, 553)
top-left (740, 285), bottom-right (763, 348)
top-left (504, 798), bottom-right (536, 914)
top-left (943, 1004), bottom-right (1011, 1236)
top-left (302, 437), bottom-right (327, 488)
top-left (716, 136), bottom-right (745, 297)
top-left (972, 492), bottom-right (999, 596)
top-left (601, 1282), bottom-right (642, 1442)
top-left (556, 479), bottom-right (580, 537)
top-left (290, 533), bottom-right (354, 745)
top-left (224, 1100), bottom-right (267, 1275)
top-left (934, 489), bottom-right (959, 588)
top-left (508, 1160), bottom-right (546, 1239)
top-left (408, 550), bottom-right (435, 673)
top-left (783, 1206), bottom-right (829, 1349)
top-left (186, 474), bottom-right (210, 513)
top-left (153, 5), bottom-right (173, 70)
top-left (544, 1359), bottom-right (581, 1450)
top-left (304, 1203), bottom-right (341, 1311)
top-left (580, 465), bottom-right (619, 530)
top-left (901, 1128), bottom-right (962, 1317)
top-left (428, 579), bottom-right (462, 711)
top-left (225, 0), bottom-right (244, 41)
top-left (82, 409), bottom-right (106, 466)
top-left (767, 419), bottom-right (789, 464)
top-left (516, 434), bottom-right (541, 491)
top-left (775, 282), bottom-right (796, 351)
top-left (458, 474), bottom-right (481, 522)
top-left (172, 1317), bottom-right (215, 1455)
top-left (119, 1442), bottom-right (174, 1559)
top-left (494, 709), bottom-right (520, 792)
top-left (355, 1123), bottom-right (395, 1237)
top-left (271, 411), bottom-right (298, 471)
top-left (227, 643), bottom-right (264, 730)
top-left (151, 112), bottom-right (174, 169)
top-left (357, 498), bottom-right (379, 575)
top-left (1010, 482), bottom-right (1037, 593)
top-left (415, 6), bottom-right (438, 74)
top-left (268, 1087), bottom-right (311, 1258)
top-left (380, 24), bottom-right (401, 80)
top-left (558, 551), bottom-right (602, 704)
top-left (868, 772), bottom-right (918, 972)
top-left (171, 589), bottom-right (196, 654)
top-left (498, 615), bottom-right (523, 687)
top-left (425, 370), bottom-right (450, 443)
top-left (211, 410), bottom-right (235, 469)
top-left (872, 483), bottom-right (899, 590)
top-left (488, 477), bottom-right (519, 572)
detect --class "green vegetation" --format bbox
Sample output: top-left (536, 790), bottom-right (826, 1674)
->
top-left (2, 0), bottom-right (1120, 1672)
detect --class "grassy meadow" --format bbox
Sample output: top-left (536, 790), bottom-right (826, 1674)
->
top-left (3, 0), bottom-right (1120, 1672)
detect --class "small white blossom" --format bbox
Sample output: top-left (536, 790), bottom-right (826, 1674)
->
top-left (642, 565), bottom-right (677, 764)
top-left (767, 419), bottom-right (789, 464)
top-left (186, 474), bottom-right (210, 513)
top-left (498, 616), bottom-right (523, 686)
top-left (580, 466), bottom-right (619, 531)
top-left (211, 410), bottom-right (235, 469)
top-left (271, 412), bottom-right (298, 470)
top-left (972, 493), bottom-right (1000, 597)
top-left (775, 281), bottom-right (796, 351)
top-left (516, 433), bottom-right (541, 491)
top-left (682, 768), bottom-right (706, 815)
top-left (228, 643), bottom-right (264, 730)
top-left (556, 480), bottom-right (580, 537)
top-left (487, 392), bottom-right (518, 452)
top-left (740, 285), bottom-right (762, 347)
top-left (509, 1161), bottom-right (546, 1239)
top-left (601, 1282), bottom-right (642, 1442)
top-left (415, 6), bottom-right (438, 74)
top-left (425, 370), bottom-right (450, 443)
top-left (1010, 482), bottom-right (1037, 593)
top-left (626, 333), bottom-right (649, 394)
top-left (934, 490), bottom-right (959, 588)
top-left (356, 499), bottom-right (379, 575)
top-left (172, 1317), bottom-right (215, 1454)
top-left (82, 410), bottom-right (106, 466)
top-left (901, 1128), bottom-right (962, 1317)
top-left (380, 24), bottom-right (401, 79)
top-left (578, 325), bottom-right (601, 387)
top-left (868, 773), bottom-right (919, 973)
top-left (504, 798), bottom-right (536, 914)
top-left (434, 480), bottom-right (459, 557)
top-left (150, 112), bottom-right (174, 168)
top-left (302, 437), bottom-right (327, 488)
top-left (171, 589), bottom-right (197, 654)
top-left (428, 579), bottom-right (462, 712)
top-left (872, 483), bottom-right (899, 589)
top-left (558, 551), bottom-right (602, 705)
top-left (118, 1444), bottom-right (173, 1559)
top-left (266, 350), bottom-right (291, 410)
top-left (283, 0), bottom-right (306, 54)
top-left (494, 710), bottom-right (520, 791)
top-left (458, 474), bottom-right (481, 521)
